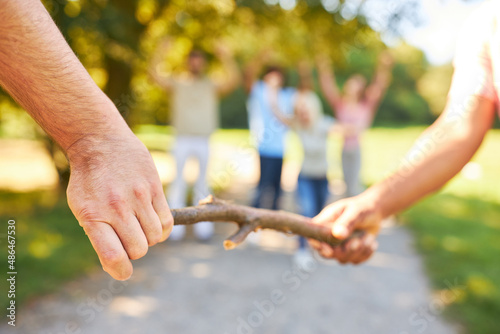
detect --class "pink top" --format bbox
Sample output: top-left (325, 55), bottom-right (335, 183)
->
top-left (336, 100), bottom-right (374, 150)
top-left (448, 0), bottom-right (499, 108)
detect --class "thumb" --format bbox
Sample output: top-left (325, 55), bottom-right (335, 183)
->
top-left (312, 201), bottom-right (346, 226)
top-left (331, 206), bottom-right (382, 240)
top-left (329, 207), bottom-right (360, 240)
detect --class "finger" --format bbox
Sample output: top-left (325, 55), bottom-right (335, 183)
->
top-left (319, 244), bottom-right (335, 258)
top-left (337, 207), bottom-right (382, 237)
top-left (351, 247), bottom-right (374, 265)
top-left (352, 240), bottom-right (378, 264)
top-left (82, 222), bottom-right (133, 280)
top-left (349, 234), bottom-right (376, 264)
top-left (307, 239), bottom-right (322, 251)
top-left (335, 238), bottom-right (362, 264)
top-left (152, 188), bottom-right (174, 242)
top-left (312, 202), bottom-right (346, 226)
top-left (135, 204), bottom-right (163, 246)
top-left (330, 207), bottom-right (362, 240)
top-left (337, 242), bottom-right (353, 264)
top-left (113, 216), bottom-right (149, 260)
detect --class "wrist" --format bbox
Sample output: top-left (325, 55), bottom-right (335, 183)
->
top-left (361, 182), bottom-right (394, 219)
top-left (65, 107), bottom-right (134, 166)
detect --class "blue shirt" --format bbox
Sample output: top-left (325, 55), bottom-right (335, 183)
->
top-left (247, 81), bottom-right (296, 158)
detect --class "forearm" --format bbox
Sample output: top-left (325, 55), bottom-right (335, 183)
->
top-left (367, 98), bottom-right (494, 217)
top-left (269, 94), bottom-right (293, 126)
top-left (317, 67), bottom-right (340, 111)
top-left (0, 0), bottom-right (130, 155)
top-left (373, 65), bottom-right (391, 93)
top-left (149, 41), bottom-right (172, 89)
top-left (243, 58), bottom-right (264, 93)
top-left (217, 55), bottom-right (241, 96)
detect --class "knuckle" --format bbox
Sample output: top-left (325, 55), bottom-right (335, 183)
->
top-left (100, 248), bottom-right (126, 266)
top-left (162, 213), bottom-right (174, 228)
top-left (150, 180), bottom-right (165, 197)
top-left (128, 244), bottom-right (148, 260)
top-left (107, 193), bottom-right (128, 216)
top-left (76, 209), bottom-right (100, 227)
top-left (147, 230), bottom-right (162, 246)
top-left (133, 185), bottom-right (150, 201)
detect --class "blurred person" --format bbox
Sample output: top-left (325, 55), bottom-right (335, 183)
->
top-left (309, 1), bottom-right (500, 264)
top-left (150, 40), bottom-right (240, 241)
top-left (317, 52), bottom-right (393, 197)
top-left (270, 63), bottom-right (348, 268)
top-left (244, 52), bottom-right (296, 211)
top-left (0, 0), bottom-right (173, 280)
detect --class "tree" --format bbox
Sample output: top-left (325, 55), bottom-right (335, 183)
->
top-left (0, 0), bottom-right (442, 188)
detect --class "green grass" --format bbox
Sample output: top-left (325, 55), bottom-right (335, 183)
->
top-left (1, 126), bottom-right (500, 333)
top-left (402, 195), bottom-right (500, 333)
top-left (0, 191), bottom-right (99, 313)
top-left (360, 127), bottom-right (500, 334)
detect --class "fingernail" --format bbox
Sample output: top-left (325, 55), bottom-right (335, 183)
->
top-left (350, 239), bottom-right (360, 251)
top-left (332, 226), bottom-right (348, 238)
top-left (364, 234), bottom-right (376, 246)
top-left (162, 223), bottom-right (173, 241)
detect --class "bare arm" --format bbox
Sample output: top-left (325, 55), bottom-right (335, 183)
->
top-left (0, 0), bottom-right (173, 280)
top-left (243, 51), bottom-right (270, 94)
top-left (309, 96), bottom-right (495, 263)
top-left (213, 44), bottom-right (241, 96)
top-left (149, 39), bottom-right (174, 91)
top-left (269, 89), bottom-right (295, 127)
top-left (316, 55), bottom-right (342, 113)
top-left (364, 51), bottom-right (393, 112)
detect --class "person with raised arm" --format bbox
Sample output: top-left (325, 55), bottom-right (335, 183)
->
top-left (244, 51), bottom-right (296, 211)
top-left (269, 62), bottom-right (349, 268)
top-left (317, 51), bottom-right (393, 197)
top-left (310, 1), bottom-right (500, 264)
top-left (150, 39), bottom-right (241, 241)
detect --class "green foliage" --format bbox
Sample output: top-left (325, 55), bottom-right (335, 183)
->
top-left (0, 0), bottom-right (438, 135)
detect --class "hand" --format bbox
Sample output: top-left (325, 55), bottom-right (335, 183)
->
top-left (297, 59), bottom-right (312, 75)
top-left (379, 50), bottom-right (394, 68)
top-left (214, 41), bottom-right (233, 59)
top-left (315, 54), bottom-right (332, 71)
top-left (66, 130), bottom-right (173, 280)
top-left (257, 48), bottom-right (273, 63)
top-left (158, 37), bottom-right (173, 51)
top-left (308, 192), bottom-right (383, 264)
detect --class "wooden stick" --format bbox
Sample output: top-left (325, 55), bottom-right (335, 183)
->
top-left (171, 195), bottom-right (360, 250)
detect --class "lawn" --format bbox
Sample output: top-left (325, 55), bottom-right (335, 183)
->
top-left (1, 126), bottom-right (500, 333)
top-left (363, 127), bottom-right (500, 334)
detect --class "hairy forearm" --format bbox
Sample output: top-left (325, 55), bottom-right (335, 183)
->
top-left (368, 98), bottom-right (495, 217)
top-left (0, 0), bottom-right (129, 154)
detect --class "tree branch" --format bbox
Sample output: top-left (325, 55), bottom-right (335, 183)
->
top-left (171, 195), bottom-right (362, 250)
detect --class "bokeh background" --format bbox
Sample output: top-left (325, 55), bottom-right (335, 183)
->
top-left (1, 0), bottom-right (499, 333)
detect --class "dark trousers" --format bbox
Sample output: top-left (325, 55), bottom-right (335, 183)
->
top-left (297, 175), bottom-right (329, 249)
top-left (252, 155), bottom-right (283, 210)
